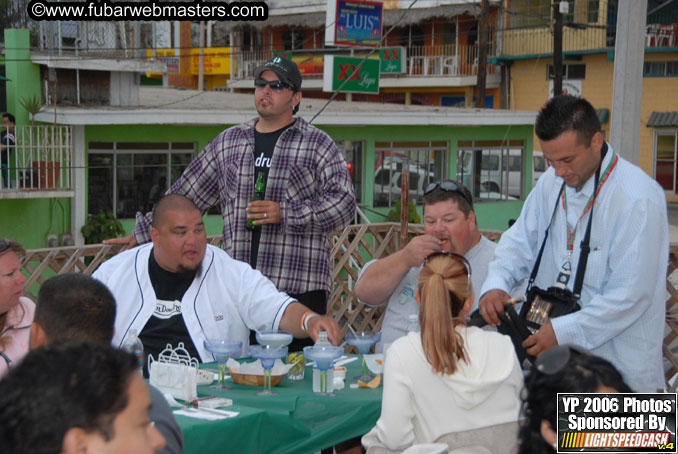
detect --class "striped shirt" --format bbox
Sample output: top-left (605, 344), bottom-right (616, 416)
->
top-left (134, 117), bottom-right (356, 294)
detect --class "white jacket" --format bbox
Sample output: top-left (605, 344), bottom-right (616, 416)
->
top-left (93, 243), bottom-right (294, 361)
top-left (365, 327), bottom-right (523, 451)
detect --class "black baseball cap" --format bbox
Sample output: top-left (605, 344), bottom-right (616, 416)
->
top-left (253, 57), bottom-right (302, 92)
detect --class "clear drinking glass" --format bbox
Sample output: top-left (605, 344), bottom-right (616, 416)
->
top-left (248, 345), bottom-right (288, 396)
top-left (345, 330), bottom-right (381, 381)
top-left (304, 345), bottom-right (344, 396)
top-left (203, 339), bottom-right (242, 390)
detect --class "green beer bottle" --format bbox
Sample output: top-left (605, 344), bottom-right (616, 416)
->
top-left (247, 172), bottom-right (266, 231)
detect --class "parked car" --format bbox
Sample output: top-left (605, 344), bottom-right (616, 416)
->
top-left (373, 161), bottom-right (433, 207)
top-left (506, 151), bottom-right (547, 197)
top-left (460, 150), bottom-right (546, 200)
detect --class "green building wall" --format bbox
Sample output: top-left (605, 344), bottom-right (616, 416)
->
top-left (1, 29), bottom-right (68, 249)
top-left (85, 122), bottom-right (533, 237)
top-left (2, 120), bottom-right (533, 248)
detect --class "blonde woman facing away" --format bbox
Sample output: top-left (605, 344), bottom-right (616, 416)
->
top-left (362, 252), bottom-right (523, 454)
top-left (0, 238), bottom-right (34, 379)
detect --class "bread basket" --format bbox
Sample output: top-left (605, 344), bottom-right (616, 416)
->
top-left (229, 368), bottom-right (285, 387)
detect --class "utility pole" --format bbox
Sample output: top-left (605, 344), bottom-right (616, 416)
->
top-left (552, 1), bottom-right (564, 96)
top-left (610, 0), bottom-right (648, 164)
top-left (476, 0), bottom-right (489, 107)
top-left (198, 21), bottom-right (205, 91)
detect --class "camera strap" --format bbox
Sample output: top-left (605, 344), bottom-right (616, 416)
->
top-left (526, 182), bottom-right (565, 294)
top-left (527, 143), bottom-right (609, 297)
top-left (572, 143), bottom-right (609, 298)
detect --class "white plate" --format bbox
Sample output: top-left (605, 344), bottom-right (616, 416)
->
top-left (364, 353), bottom-right (384, 374)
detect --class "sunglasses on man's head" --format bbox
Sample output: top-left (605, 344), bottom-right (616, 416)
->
top-left (254, 78), bottom-right (292, 92)
top-left (424, 181), bottom-right (472, 206)
top-left (0, 238), bottom-right (8, 254)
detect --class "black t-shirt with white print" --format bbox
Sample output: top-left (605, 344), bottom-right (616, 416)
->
top-left (250, 120), bottom-right (295, 268)
top-left (138, 249), bottom-right (200, 376)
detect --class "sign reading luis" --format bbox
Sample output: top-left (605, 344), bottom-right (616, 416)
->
top-left (325, 0), bottom-right (383, 47)
top-left (323, 55), bottom-right (380, 94)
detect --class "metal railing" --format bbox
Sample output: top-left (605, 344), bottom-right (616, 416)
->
top-left (234, 44), bottom-right (497, 80)
top-left (499, 26), bottom-right (607, 56)
top-left (38, 20), bottom-right (157, 60)
top-left (406, 43), bottom-right (496, 77)
top-left (646, 23), bottom-right (678, 48)
top-left (236, 49), bottom-right (273, 80)
top-left (0, 125), bottom-right (73, 192)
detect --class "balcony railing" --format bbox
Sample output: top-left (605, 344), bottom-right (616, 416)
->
top-left (234, 44), bottom-right (497, 80)
top-left (646, 23), bottom-right (678, 48)
top-left (500, 22), bottom-right (678, 57)
top-left (38, 21), bottom-right (154, 59)
top-left (0, 125), bottom-right (73, 194)
top-left (500, 26), bottom-right (607, 57)
top-left (236, 49), bottom-right (273, 81)
top-left (406, 44), bottom-right (496, 77)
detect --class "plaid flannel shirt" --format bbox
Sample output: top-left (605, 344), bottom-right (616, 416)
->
top-left (134, 117), bottom-right (356, 293)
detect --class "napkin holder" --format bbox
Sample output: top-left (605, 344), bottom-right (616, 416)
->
top-left (149, 343), bottom-right (199, 401)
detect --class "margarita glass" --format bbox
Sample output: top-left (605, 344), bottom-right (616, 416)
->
top-left (303, 345), bottom-right (344, 396)
top-left (255, 330), bottom-right (293, 348)
top-left (345, 330), bottom-right (381, 381)
top-left (248, 345), bottom-right (288, 396)
top-left (203, 339), bottom-right (242, 389)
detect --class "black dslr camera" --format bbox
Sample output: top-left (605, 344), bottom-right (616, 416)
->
top-left (498, 285), bottom-right (581, 364)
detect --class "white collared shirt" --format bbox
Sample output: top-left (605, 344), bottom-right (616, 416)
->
top-left (481, 144), bottom-right (669, 392)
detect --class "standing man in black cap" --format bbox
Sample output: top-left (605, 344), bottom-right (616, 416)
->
top-left (108, 57), bottom-right (355, 351)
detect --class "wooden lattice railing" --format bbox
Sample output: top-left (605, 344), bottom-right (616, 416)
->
top-left (664, 246), bottom-right (678, 391)
top-left (17, 224), bottom-right (678, 386)
top-left (327, 223), bottom-right (502, 339)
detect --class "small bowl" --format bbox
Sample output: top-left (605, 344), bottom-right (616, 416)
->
top-left (228, 368), bottom-right (285, 387)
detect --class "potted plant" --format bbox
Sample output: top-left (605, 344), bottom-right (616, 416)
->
top-left (387, 199), bottom-right (421, 224)
top-left (19, 95), bottom-right (61, 189)
top-left (81, 210), bottom-right (126, 244)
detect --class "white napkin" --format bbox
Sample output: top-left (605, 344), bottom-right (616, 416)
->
top-left (163, 393), bottom-right (184, 408)
top-left (334, 356), bottom-right (358, 367)
top-left (174, 407), bottom-right (239, 420)
top-left (306, 355), bottom-right (356, 367)
top-left (226, 358), bottom-right (293, 376)
top-left (364, 353), bottom-right (384, 374)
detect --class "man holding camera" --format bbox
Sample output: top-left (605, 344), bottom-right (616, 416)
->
top-left (479, 95), bottom-right (668, 392)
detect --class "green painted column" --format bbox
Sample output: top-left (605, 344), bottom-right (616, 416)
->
top-left (4, 29), bottom-right (41, 126)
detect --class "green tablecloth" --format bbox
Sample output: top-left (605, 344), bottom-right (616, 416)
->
top-left (176, 355), bottom-right (382, 454)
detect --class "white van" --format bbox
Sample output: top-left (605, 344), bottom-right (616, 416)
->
top-left (506, 151), bottom-right (546, 197)
top-left (460, 150), bottom-right (546, 200)
top-left (373, 161), bottom-right (431, 207)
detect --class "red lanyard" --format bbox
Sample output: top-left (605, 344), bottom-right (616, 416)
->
top-left (562, 153), bottom-right (618, 251)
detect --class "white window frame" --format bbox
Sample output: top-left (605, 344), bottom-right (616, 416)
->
top-left (88, 141), bottom-right (195, 218)
top-left (653, 130), bottom-right (678, 193)
top-left (457, 140), bottom-right (526, 201)
top-left (373, 141), bottom-right (448, 209)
